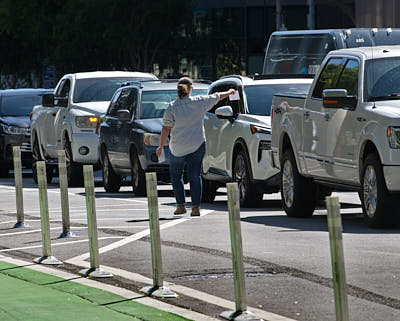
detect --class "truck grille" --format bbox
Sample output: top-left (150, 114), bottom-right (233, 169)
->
top-left (20, 142), bottom-right (32, 152)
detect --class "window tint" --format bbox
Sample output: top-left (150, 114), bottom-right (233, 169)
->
top-left (0, 93), bottom-right (46, 116)
top-left (312, 58), bottom-right (345, 99)
top-left (106, 90), bottom-right (123, 116)
top-left (59, 79), bottom-right (71, 98)
top-left (336, 59), bottom-right (359, 96)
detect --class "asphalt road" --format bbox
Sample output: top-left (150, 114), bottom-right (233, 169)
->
top-left (1, 170), bottom-right (400, 321)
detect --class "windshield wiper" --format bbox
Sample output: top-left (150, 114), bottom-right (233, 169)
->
top-left (368, 93), bottom-right (400, 101)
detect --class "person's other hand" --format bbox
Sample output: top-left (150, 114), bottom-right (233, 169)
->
top-left (156, 146), bottom-right (162, 158)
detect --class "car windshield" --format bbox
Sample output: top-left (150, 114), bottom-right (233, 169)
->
top-left (0, 94), bottom-right (45, 116)
top-left (140, 89), bottom-right (207, 119)
top-left (74, 78), bottom-right (154, 103)
top-left (244, 83), bottom-right (311, 116)
top-left (365, 57), bottom-right (400, 101)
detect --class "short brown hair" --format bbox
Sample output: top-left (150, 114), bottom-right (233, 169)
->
top-left (177, 77), bottom-right (193, 99)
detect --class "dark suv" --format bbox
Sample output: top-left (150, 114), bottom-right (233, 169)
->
top-left (99, 80), bottom-right (209, 194)
top-left (0, 88), bottom-right (53, 177)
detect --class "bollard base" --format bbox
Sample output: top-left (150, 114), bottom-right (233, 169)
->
top-left (59, 231), bottom-right (77, 238)
top-left (14, 221), bottom-right (29, 228)
top-left (79, 267), bottom-right (113, 278)
top-left (140, 285), bottom-right (178, 298)
top-left (220, 310), bottom-right (265, 321)
top-left (33, 256), bottom-right (63, 265)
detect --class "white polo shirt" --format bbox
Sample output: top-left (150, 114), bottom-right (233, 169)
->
top-left (163, 94), bottom-right (220, 157)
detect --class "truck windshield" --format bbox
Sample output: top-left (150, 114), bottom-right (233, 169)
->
top-left (263, 34), bottom-right (335, 75)
top-left (365, 57), bottom-right (400, 101)
top-left (244, 83), bottom-right (311, 116)
top-left (0, 94), bottom-right (44, 116)
top-left (74, 77), bottom-right (154, 103)
top-left (140, 89), bottom-right (207, 119)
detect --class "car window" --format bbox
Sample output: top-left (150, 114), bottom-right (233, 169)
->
top-left (312, 57), bottom-right (345, 99)
top-left (140, 89), bottom-right (205, 119)
top-left (244, 83), bottom-right (312, 116)
top-left (0, 93), bottom-right (47, 116)
top-left (106, 90), bottom-right (123, 116)
top-left (208, 84), bottom-right (233, 114)
top-left (336, 59), bottom-right (359, 96)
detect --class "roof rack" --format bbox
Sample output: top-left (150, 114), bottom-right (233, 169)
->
top-left (159, 79), bottom-right (212, 84)
top-left (219, 75), bottom-right (245, 81)
top-left (252, 73), bottom-right (315, 80)
top-left (120, 78), bottom-right (160, 88)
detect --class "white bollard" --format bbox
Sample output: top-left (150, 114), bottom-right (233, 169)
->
top-left (12, 146), bottom-right (28, 228)
top-left (33, 161), bottom-right (62, 265)
top-left (326, 196), bottom-right (350, 321)
top-left (220, 182), bottom-right (264, 321)
top-left (79, 165), bottom-right (112, 278)
top-left (140, 172), bottom-right (177, 298)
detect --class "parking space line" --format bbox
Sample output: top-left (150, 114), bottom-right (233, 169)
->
top-left (0, 236), bottom-right (123, 253)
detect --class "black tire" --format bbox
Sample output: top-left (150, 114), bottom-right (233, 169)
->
top-left (65, 139), bottom-right (83, 187)
top-left (130, 148), bottom-right (146, 196)
top-left (361, 153), bottom-right (399, 228)
top-left (201, 178), bottom-right (218, 203)
top-left (101, 148), bottom-right (121, 193)
top-left (31, 136), bottom-right (53, 184)
top-left (233, 150), bottom-right (263, 207)
top-left (281, 149), bottom-right (316, 217)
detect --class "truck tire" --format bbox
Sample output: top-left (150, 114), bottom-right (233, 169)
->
top-left (201, 178), bottom-right (218, 203)
top-left (101, 148), bottom-right (121, 193)
top-left (130, 149), bottom-right (146, 196)
top-left (65, 139), bottom-right (83, 187)
top-left (233, 150), bottom-right (263, 207)
top-left (281, 149), bottom-right (316, 217)
top-left (361, 153), bottom-right (398, 228)
top-left (31, 136), bottom-right (53, 184)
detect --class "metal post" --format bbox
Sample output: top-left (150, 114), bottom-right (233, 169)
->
top-left (276, 0), bottom-right (281, 30)
top-left (79, 165), bottom-right (112, 278)
top-left (33, 161), bottom-right (62, 265)
top-left (326, 196), bottom-right (350, 321)
top-left (57, 150), bottom-right (75, 238)
top-left (140, 172), bottom-right (177, 298)
top-left (12, 146), bottom-right (28, 228)
top-left (220, 182), bottom-right (263, 321)
top-left (307, 0), bottom-right (315, 29)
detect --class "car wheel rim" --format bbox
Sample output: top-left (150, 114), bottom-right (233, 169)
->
top-left (235, 155), bottom-right (247, 200)
top-left (282, 159), bottom-right (294, 208)
top-left (363, 165), bottom-right (377, 218)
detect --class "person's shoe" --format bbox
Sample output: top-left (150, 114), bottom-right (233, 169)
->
top-left (174, 205), bottom-right (187, 215)
top-left (190, 207), bottom-right (200, 216)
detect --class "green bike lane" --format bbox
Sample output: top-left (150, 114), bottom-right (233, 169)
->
top-left (0, 258), bottom-right (209, 321)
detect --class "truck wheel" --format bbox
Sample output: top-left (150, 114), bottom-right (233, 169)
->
top-left (31, 136), bottom-right (53, 184)
top-left (130, 149), bottom-right (146, 196)
top-left (281, 149), bottom-right (316, 217)
top-left (201, 178), bottom-right (218, 203)
top-left (233, 150), bottom-right (263, 207)
top-left (65, 139), bottom-right (83, 187)
top-left (361, 154), bottom-right (398, 228)
top-left (101, 148), bottom-right (121, 192)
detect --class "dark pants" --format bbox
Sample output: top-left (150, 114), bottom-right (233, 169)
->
top-left (169, 143), bottom-right (205, 208)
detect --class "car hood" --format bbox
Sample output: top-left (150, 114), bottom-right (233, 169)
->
top-left (135, 118), bottom-right (163, 134)
top-left (70, 101), bottom-right (110, 116)
top-left (375, 102), bottom-right (400, 118)
top-left (240, 114), bottom-right (271, 127)
top-left (0, 116), bottom-right (30, 128)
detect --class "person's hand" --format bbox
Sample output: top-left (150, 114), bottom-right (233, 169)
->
top-left (156, 146), bottom-right (163, 158)
top-left (228, 88), bottom-right (236, 95)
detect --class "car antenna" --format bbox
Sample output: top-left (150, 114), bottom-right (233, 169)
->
top-left (371, 28), bottom-right (377, 109)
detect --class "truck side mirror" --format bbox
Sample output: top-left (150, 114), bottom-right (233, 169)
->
top-left (55, 97), bottom-right (68, 108)
top-left (323, 89), bottom-right (357, 110)
top-left (117, 109), bottom-right (131, 121)
top-left (42, 93), bottom-right (54, 107)
top-left (215, 106), bottom-right (234, 120)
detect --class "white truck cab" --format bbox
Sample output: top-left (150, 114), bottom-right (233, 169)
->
top-left (271, 46), bottom-right (400, 227)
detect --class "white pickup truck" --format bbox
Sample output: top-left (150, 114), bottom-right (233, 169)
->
top-left (30, 71), bottom-right (157, 185)
top-left (271, 46), bottom-right (400, 227)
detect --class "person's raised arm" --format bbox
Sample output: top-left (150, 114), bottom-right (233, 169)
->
top-left (217, 88), bottom-right (236, 101)
top-left (156, 125), bottom-right (172, 158)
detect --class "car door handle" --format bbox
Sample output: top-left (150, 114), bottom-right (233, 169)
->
top-left (324, 113), bottom-right (330, 121)
top-left (304, 111), bottom-right (310, 119)
top-left (357, 117), bottom-right (366, 122)
top-left (274, 107), bottom-right (282, 114)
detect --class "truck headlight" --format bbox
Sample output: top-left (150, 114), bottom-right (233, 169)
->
top-left (387, 127), bottom-right (400, 148)
top-left (1, 124), bottom-right (30, 135)
top-left (75, 116), bottom-right (98, 128)
top-left (250, 124), bottom-right (271, 135)
top-left (143, 133), bottom-right (168, 146)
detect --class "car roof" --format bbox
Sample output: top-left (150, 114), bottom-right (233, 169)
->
top-left (71, 71), bottom-right (158, 80)
top-left (212, 75), bottom-right (314, 87)
top-left (328, 45), bottom-right (400, 60)
top-left (0, 88), bottom-right (53, 96)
